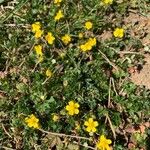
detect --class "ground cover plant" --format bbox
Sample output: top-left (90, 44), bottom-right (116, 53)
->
top-left (0, 0), bottom-right (150, 149)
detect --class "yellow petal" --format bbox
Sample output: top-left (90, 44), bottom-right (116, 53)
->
top-left (100, 135), bottom-right (105, 140)
top-left (28, 122), bottom-right (34, 127)
top-left (75, 103), bottom-right (79, 108)
top-left (86, 127), bottom-right (91, 132)
top-left (106, 145), bottom-right (111, 150)
top-left (88, 118), bottom-right (94, 123)
top-left (33, 123), bottom-right (40, 129)
top-left (68, 110), bottom-right (74, 115)
top-left (69, 101), bottom-right (74, 106)
top-left (107, 139), bottom-right (112, 144)
top-left (34, 30), bottom-right (43, 38)
top-left (84, 121), bottom-right (89, 126)
top-left (74, 109), bottom-right (79, 114)
top-left (25, 117), bottom-right (29, 123)
top-left (92, 127), bottom-right (97, 132)
top-left (94, 121), bottom-right (99, 127)
top-left (66, 105), bottom-right (70, 111)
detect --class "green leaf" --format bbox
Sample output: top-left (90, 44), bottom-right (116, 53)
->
top-left (0, 0), bottom-right (5, 4)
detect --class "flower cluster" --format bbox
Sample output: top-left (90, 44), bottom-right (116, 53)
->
top-left (31, 22), bottom-right (43, 38)
top-left (65, 101), bottom-right (99, 133)
top-left (24, 99), bottom-right (112, 150)
top-left (27, 1), bottom-right (126, 149)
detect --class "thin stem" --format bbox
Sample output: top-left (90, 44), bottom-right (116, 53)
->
top-left (39, 129), bottom-right (90, 141)
top-left (2, 124), bottom-right (12, 138)
top-left (2, 146), bottom-right (15, 150)
top-left (118, 51), bottom-right (145, 55)
top-left (108, 78), bottom-right (111, 108)
top-left (98, 49), bottom-right (119, 71)
top-left (111, 77), bottom-right (118, 96)
top-left (105, 114), bottom-right (116, 139)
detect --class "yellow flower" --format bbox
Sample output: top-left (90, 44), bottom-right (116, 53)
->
top-left (66, 101), bottom-right (80, 116)
top-left (80, 43), bottom-right (92, 51)
top-left (78, 33), bottom-right (83, 39)
top-left (46, 69), bottom-right (52, 78)
top-left (34, 29), bottom-right (43, 38)
top-left (32, 22), bottom-right (41, 33)
top-left (45, 32), bottom-right (55, 45)
top-left (80, 38), bottom-right (96, 52)
top-left (102, 0), bottom-right (113, 5)
top-left (54, 0), bottom-right (62, 6)
top-left (84, 118), bottom-right (98, 133)
top-left (61, 34), bottom-right (71, 45)
top-left (25, 114), bottom-right (40, 129)
top-left (85, 21), bottom-right (93, 30)
top-left (113, 28), bottom-right (124, 38)
top-left (34, 45), bottom-right (43, 56)
top-left (52, 114), bottom-right (59, 122)
top-left (88, 38), bottom-right (96, 46)
top-left (96, 135), bottom-right (112, 150)
top-left (54, 10), bottom-right (64, 21)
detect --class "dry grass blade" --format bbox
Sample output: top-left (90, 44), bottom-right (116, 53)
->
top-left (39, 129), bottom-right (91, 141)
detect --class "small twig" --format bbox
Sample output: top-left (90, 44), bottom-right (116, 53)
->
top-left (31, 62), bottom-right (39, 73)
top-left (39, 129), bottom-right (90, 141)
top-left (3, 6), bottom-right (14, 10)
top-left (111, 77), bottom-right (118, 96)
top-left (108, 46), bottom-right (145, 56)
top-left (118, 51), bottom-right (145, 56)
top-left (2, 124), bottom-right (12, 138)
top-left (2, 146), bottom-right (15, 150)
top-left (3, 23), bottom-right (30, 28)
top-left (105, 114), bottom-right (116, 139)
top-left (98, 49), bottom-right (119, 71)
top-left (108, 78), bottom-right (111, 108)
top-left (42, 78), bottom-right (49, 85)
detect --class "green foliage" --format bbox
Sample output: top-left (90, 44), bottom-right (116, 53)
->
top-left (0, 0), bottom-right (150, 149)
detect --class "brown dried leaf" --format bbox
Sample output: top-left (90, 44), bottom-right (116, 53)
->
top-left (98, 31), bottom-right (112, 41)
top-left (125, 125), bottom-right (135, 133)
top-left (128, 143), bottom-right (136, 149)
top-left (139, 125), bottom-right (146, 134)
top-left (0, 71), bottom-right (8, 79)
